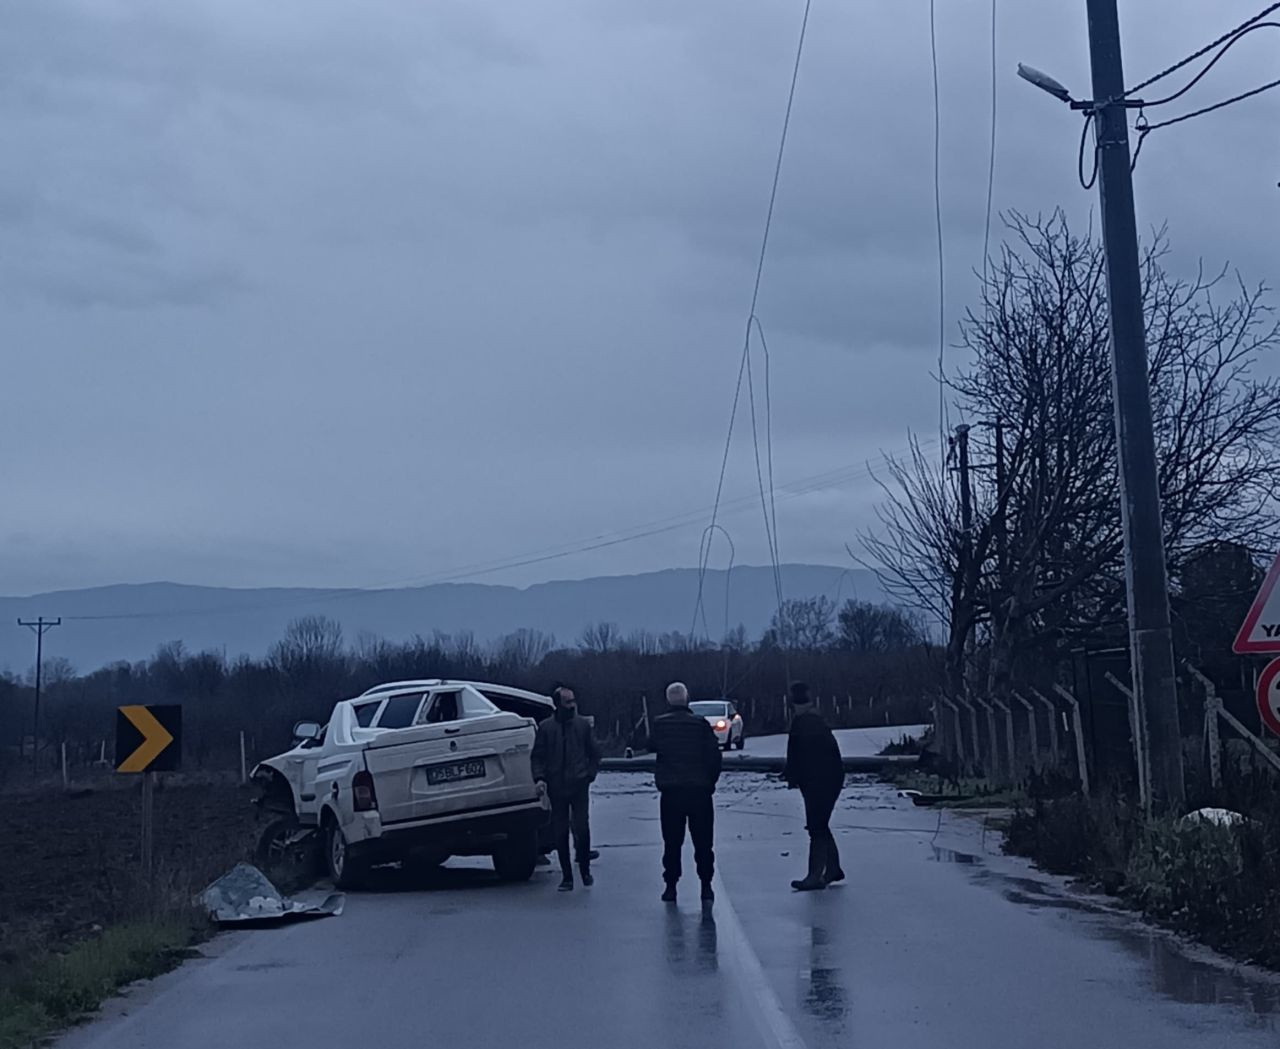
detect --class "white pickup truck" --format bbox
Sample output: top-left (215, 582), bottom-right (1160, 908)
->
top-left (251, 680), bottom-right (554, 889)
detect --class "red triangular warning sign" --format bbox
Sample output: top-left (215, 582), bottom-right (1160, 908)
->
top-left (1233, 553), bottom-right (1280, 655)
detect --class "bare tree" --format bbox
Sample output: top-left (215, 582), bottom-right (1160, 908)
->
top-left (861, 211), bottom-right (1280, 695)
top-left (836, 600), bottom-right (926, 653)
top-left (766, 597), bottom-right (836, 651)
top-left (622, 629), bottom-right (659, 657)
top-left (578, 621), bottom-right (621, 654)
top-left (492, 628), bottom-right (556, 669)
top-left (270, 616), bottom-right (345, 675)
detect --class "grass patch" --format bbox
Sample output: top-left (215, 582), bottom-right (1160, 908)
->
top-left (1004, 786), bottom-right (1280, 970)
top-left (0, 915), bottom-right (205, 1049)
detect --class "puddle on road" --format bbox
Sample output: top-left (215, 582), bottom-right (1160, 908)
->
top-left (1086, 921), bottom-right (1280, 1019)
top-left (929, 843), bottom-right (1280, 1020)
top-left (798, 926), bottom-right (849, 1028)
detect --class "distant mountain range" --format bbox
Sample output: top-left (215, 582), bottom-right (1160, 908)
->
top-left (0, 564), bottom-right (889, 674)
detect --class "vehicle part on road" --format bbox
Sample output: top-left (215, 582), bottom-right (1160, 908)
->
top-left (201, 863), bottom-right (344, 924)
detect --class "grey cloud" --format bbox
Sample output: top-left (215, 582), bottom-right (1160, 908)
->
top-left (0, 0), bottom-right (1274, 600)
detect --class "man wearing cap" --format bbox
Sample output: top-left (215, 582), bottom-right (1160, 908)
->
top-left (532, 684), bottom-right (601, 892)
top-left (783, 681), bottom-right (846, 891)
top-left (650, 681), bottom-right (723, 904)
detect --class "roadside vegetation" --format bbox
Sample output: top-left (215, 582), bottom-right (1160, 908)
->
top-left (0, 781), bottom-right (258, 1047)
top-left (1003, 765), bottom-right (1280, 971)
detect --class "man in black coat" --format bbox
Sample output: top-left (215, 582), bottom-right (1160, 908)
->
top-left (650, 681), bottom-right (722, 904)
top-left (783, 681), bottom-right (846, 891)
top-left (532, 685), bottom-right (602, 892)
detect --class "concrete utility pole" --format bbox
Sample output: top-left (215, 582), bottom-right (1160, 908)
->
top-left (1084, 0), bottom-right (1184, 811)
top-left (18, 616), bottom-right (61, 773)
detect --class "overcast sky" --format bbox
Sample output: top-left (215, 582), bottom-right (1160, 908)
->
top-left (1, 0), bottom-right (1276, 597)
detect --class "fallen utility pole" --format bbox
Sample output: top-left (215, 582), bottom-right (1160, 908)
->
top-left (1084, 0), bottom-right (1184, 811)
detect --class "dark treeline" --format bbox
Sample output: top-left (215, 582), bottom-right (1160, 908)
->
top-left (0, 598), bottom-right (938, 776)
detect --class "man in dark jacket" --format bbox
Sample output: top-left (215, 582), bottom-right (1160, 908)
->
top-left (650, 681), bottom-right (722, 904)
top-left (531, 685), bottom-right (601, 892)
top-left (783, 681), bottom-right (845, 891)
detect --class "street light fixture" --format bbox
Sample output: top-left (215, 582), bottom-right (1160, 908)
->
top-left (1016, 61), bottom-right (1145, 111)
top-left (1016, 63), bottom-right (1074, 104)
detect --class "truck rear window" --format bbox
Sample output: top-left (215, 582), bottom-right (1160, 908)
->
top-left (377, 693), bottom-right (424, 728)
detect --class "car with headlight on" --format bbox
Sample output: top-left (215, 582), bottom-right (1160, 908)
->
top-left (689, 699), bottom-right (745, 751)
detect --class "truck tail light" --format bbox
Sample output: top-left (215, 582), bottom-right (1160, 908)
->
top-left (353, 770), bottom-right (378, 812)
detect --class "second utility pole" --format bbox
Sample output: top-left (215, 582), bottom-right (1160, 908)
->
top-left (1084, 0), bottom-right (1184, 812)
top-left (18, 616), bottom-right (61, 775)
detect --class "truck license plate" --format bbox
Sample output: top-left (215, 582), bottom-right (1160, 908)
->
top-left (426, 759), bottom-right (486, 785)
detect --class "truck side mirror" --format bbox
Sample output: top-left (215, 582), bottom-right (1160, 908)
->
top-left (293, 720), bottom-right (323, 743)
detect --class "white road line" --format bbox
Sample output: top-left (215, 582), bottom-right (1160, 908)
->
top-left (711, 874), bottom-right (811, 1049)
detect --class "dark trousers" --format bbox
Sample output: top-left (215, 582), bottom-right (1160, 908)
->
top-left (550, 782), bottom-right (591, 874)
top-left (660, 787), bottom-right (715, 885)
top-left (802, 787), bottom-right (842, 875)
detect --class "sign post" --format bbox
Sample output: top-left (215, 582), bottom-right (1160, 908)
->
top-left (115, 704), bottom-right (181, 882)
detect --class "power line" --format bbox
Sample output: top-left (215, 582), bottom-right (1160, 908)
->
top-left (1121, 2), bottom-right (1280, 99)
top-left (692, 0), bottom-right (813, 640)
top-left (929, 0), bottom-right (946, 458)
top-left (61, 446), bottom-right (933, 625)
top-left (981, 0), bottom-right (998, 296)
top-left (1134, 20), bottom-right (1279, 109)
top-left (1132, 75), bottom-right (1280, 169)
top-left (1120, 9), bottom-right (1280, 173)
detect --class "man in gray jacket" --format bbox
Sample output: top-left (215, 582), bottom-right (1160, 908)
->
top-left (532, 685), bottom-right (602, 892)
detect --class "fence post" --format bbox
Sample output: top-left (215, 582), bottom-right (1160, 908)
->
top-left (1205, 693), bottom-right (1223, 791)
top-left (1053, 684), bottom-right (1091, 797)
top-left (61, 742), bottom-right (69, 789)
top-left (1030, 687), bottom-right (1061, 768)
top-left (992, 697), bottom-right (1017, 782)
top-left (972, 698), bottom-right (1001, 782)
top-left (955, 697), bottom-right (979, 775)
top-left (1011, 691), bottom-right (1039, 770)
top-left (1105, 670), bottom-right (1149, 813)
top-left (939, 697), bottom-right (964, 768)
top-left (1185, 660), bottom-right (1280, 780)
top-left (239, 730), bottom-right (248, 785)
top-left (1185, 663), bottom-right (1221, 790)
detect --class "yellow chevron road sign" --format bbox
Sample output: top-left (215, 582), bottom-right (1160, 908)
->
top-left (115, 704), bottom-right (181, 773)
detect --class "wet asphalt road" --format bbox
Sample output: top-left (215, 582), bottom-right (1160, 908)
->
top-left (60, 774), bottom-right (1278, 1049)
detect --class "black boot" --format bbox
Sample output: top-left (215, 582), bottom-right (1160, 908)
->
top-left (662, 883), bottom-right (677, 903)
top-left (579, 865), bottom-right (594, 887)
top-left (700, 881), bottom-right (715, 903)
top-left (558, 869), bottom-right (574, 892)
top-left (823, 837), bottom-right (845, 885)
top-left (791, 839), bottom-right (827, 891)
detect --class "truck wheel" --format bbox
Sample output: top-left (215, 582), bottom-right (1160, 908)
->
top-left (324, 819), bottom-right (366, 890)
top-left (492, 827), bottom-right (538, 883)
top-left (254, 817), bottom-right (319, 888)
